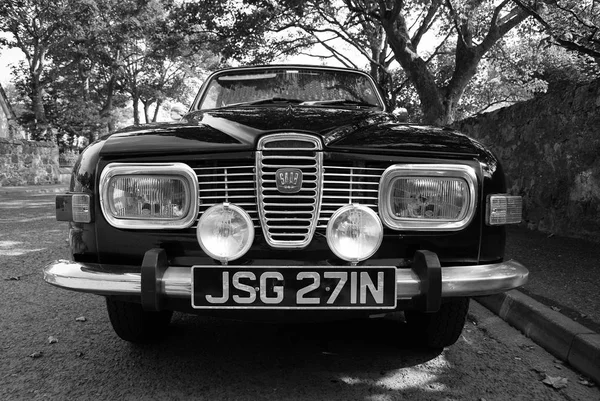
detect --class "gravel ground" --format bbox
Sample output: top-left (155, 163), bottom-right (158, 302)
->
top-left (505, 225), bottom-right (600, 333)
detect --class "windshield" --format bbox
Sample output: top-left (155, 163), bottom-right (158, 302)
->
top-left (196, 68), bottom-right (384, 110)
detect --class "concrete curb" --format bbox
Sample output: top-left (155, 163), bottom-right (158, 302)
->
top-left (0, 185), bottom-right (68, 195)
top-left (476, 290), bottom-right (600, 385)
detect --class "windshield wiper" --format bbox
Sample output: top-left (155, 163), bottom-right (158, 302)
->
top-left (226, 97), bottom-right (305, 107)
top-left (300, 99), bottom-right (379, 108)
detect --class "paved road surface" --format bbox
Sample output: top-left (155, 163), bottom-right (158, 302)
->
top-left (1, 192), bottom-right (598, 400)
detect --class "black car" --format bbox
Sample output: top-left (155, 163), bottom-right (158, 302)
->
top-left (44, 65), bottom-right (528, 348)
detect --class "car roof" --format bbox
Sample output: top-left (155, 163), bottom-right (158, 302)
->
top-left (214, 64), bottom-right (369, 74)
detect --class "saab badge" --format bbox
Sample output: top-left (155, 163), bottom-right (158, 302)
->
top-left (275, 168), bottom-right (303, 193)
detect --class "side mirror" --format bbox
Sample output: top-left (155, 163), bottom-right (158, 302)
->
top-left (392, 107), bottom-right (408, 122)
top-left (170, 106), bottom-right (185, 121)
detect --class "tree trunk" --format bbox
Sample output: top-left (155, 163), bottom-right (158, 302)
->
top-left (132, 93), bottom-right (140, 125)
top-left (100, 75), bottom-right (117, 134)
top-left (381, 13), bottom-right (445, 125)
top-left (380, 1), bottom-right (529, 126)
top-left (30, 72), bottom-right (47, 126)
top-left (152, 99), bottom-right (162, 122)
top-left (143, 101), bottom-right (150, 124)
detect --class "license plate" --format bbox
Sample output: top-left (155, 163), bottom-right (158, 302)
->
top-left (191, 266), bottom-right (397, 310)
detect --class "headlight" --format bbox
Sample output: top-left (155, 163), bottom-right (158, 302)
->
top-left (100, 163), bottom-right (198, 229)
top-left (197, 203), bottom-right (254, 263)
top-left (379, 164), bottom-right (477, 231)
top-left (326, 204), bottom-right (383, 263)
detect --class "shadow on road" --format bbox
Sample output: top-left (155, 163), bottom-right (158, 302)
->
top-left (112, 315), bottom-right (445, 399)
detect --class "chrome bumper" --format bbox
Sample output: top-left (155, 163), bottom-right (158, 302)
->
top-left (44, 258), bottom-right (528, 300)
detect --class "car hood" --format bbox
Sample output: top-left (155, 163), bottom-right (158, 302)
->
top-left (99, 107), bottom-right (481, 158)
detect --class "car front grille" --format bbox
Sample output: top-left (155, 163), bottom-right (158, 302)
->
top-left (318, 165), bottom-right (384, 228)
top-left (256, 133), bottom-right (323, 248)
top-left (192, 135), bottom-right (385, 248)
top-left (194, 164), bottom-right (259, 226)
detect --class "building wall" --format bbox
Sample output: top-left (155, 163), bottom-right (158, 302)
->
top-left (454, 80), bottom-right (600, 241)
top-left (0, 138), bottom-right (60, 186)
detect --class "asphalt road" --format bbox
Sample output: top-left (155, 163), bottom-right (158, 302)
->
top-left (506, 225), bottom-right (600, 333)
top-left (1, 192), bottom-right (598, 400)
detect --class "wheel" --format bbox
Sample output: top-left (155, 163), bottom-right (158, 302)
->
top-left (404, 297), bottom-right (469, 348)
top-left (105, 298), bottom-right (173, 343)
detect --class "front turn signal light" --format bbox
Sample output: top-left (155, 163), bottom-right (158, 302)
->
top-left (56, 194), bottom-right (91, 223)
top-left (486, 195), bottom-right (522, 225)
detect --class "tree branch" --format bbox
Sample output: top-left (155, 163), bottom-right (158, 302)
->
top-left (512, 0), bottom-right (600, 60)
top-left (412, 0), bottom-right (441, 49)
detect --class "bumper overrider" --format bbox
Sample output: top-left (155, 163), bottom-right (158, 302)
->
top-left (43, 249), bottom-right (528, 313)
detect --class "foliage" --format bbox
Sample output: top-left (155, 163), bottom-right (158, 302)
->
top-left (1, 0), bottom-right (218, 143)
top-left (0, 0), bottom-right (84, 139)
top-left (178, 0), bottom-right (532, 125)
top-left (4, 0), bottom-right (600, 133)
top-left (516, 0), bottom-right (600, 63)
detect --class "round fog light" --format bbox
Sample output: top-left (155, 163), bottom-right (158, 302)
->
top-left (197, 203), bottom-right (254, 263)
top-left (326, 204), bottom-right (383, 263)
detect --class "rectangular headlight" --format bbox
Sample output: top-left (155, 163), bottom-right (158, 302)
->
top-left (379, 164), bottom-right (477, 231)
top-left (100, 163), bottom-right (198, 229)
top-left (486, 195), bottom-right (522, 225)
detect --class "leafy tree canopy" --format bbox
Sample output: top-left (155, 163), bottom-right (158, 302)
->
top-left (3, 0), bottom-right (600, 139)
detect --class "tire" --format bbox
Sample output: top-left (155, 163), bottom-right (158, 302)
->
top-left (404, 297), bottom-right (469, 348)
top-left (105, 298), bottom-right (173, 343)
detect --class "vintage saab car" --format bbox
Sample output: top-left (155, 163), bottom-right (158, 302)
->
top-left (44, 65), bottom-right (528, 348)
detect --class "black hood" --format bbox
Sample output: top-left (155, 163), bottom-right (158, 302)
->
top-left (99, 107), bottom-right (480, 158)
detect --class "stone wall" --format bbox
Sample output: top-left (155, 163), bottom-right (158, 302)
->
top-left (0, 138), bottom-right (60, 186)
top-left (454, 80), bottom-right (600, 241)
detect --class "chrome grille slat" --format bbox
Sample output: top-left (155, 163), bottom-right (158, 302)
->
top-left (323, 188), bottom-right (379, 193)
top-left (262, 155), bottom-right (317, 160)
top-left (200, 195), bottom-right (255, 200)
top-left (320, 195), bottom-right (378, 200)
top-left (199, 188), bottom-right (255, 193)
top-left (196, 172), bottom-right (254, 177)
top-left (323, 179), bottom-right (379, 184)
top-left (194, 166), bottom-right (251, 171)
top-left (319, 204), bottom-right (378, 210)
top-left (263, 195), bottom-right (316, 200)
top-left (265, 232), bottom-right (310, 237)
top-left (325, 166), bottom-right (385, 171)
top-left (264, 210), bottom-right (315, 214)
top-left (199, 180), bottom-right (255, 186)
top-left (260, 164), bottom-right (316, 169)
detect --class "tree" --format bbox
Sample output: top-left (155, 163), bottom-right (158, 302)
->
top-left (182, 0), bottom-right (533, 125)
top-left (515, 0), bottom-right (600, 64)
top-left (362, 1), bottom-right (532, 124)
top-left (3, 0), bottom-right (218, 141)
top-left (115, 0), bottom-right (219, 124)
top-left (0, 0), bottom-right (89, 139)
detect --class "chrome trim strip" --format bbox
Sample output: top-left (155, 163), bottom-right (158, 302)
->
top-left (43, 259), bottom-right (528, 299)
top-left (378, 164), bottom-right (478, 231)
top-left (99, 163), bottom-right (199, 230)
